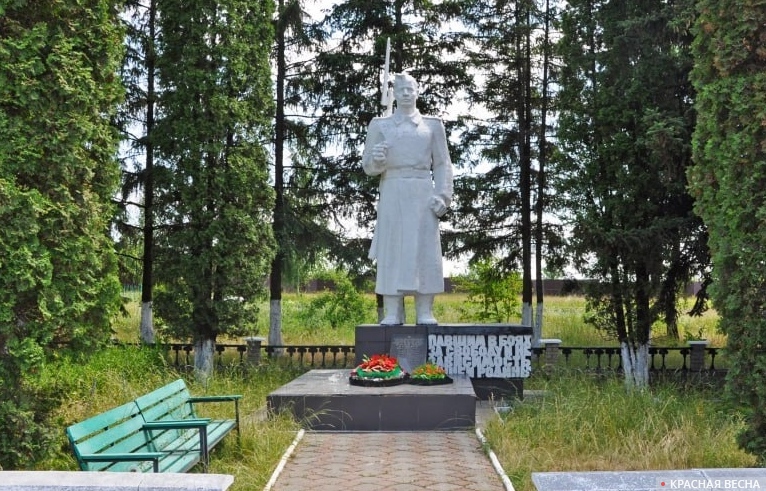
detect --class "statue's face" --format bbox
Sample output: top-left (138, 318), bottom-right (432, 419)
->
top-left (394, 79), bottom-right (418, 109)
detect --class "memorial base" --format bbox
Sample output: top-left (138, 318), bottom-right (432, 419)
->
top-left (472, 378), bottom-right (525, 401)
top-left (355, 324), bottom-right (532, 400)
top-left (266, 369), bottom-right (476, 431)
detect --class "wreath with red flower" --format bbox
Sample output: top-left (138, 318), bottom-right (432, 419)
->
top-left (354, 354), bottom-right (404, 380)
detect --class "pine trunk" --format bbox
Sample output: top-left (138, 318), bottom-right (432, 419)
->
top-left (521, 302), bottom-right (533, 330)
top-left (534, 301), bottom-right (544, 346)
top-left (269, 299), bottom-right (284, 355)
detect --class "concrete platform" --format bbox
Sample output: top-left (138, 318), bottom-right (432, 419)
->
top-left (266, 369), bottom-right (477, 431)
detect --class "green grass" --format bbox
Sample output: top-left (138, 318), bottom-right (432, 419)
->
top-left (269, 293), bottom-right (723, 347)
top-left (485, 374), bottom-right (755, 491)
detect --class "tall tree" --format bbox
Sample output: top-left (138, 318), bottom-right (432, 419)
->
top-left (535, 0), bottom-right (557, 344)
top-left (118, 0), bottom-right (159, 344)
top-left (152, 0), bottom-right (276, 380)
top-left (270, 0), bottom-right (290, 349)
top-left (455, 0), bottom-right (560, 342)
top-left (688, 0), bottom-right (766, 461)
top-left (556, 0), bottom-right (705, 387)
top-left (0, 0), bottom-right (124, 466)
top-left (270, 0), bottom-right (332, 350)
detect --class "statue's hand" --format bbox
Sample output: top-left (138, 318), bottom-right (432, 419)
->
top-left (430, 196), bottom-right (448, 217)
top-left (372, 142), bottom-right (388, 167)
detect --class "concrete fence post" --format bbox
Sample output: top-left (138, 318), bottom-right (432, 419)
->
top-left (244, 337), bottom-right (265, 366)
top-left (541, 338), bottom-right (562, 369)
top-left (687, 340), bottom-right (709, 371)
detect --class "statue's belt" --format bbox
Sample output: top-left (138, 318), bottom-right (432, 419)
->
top-left (383, 168), bottom-right (431, 179)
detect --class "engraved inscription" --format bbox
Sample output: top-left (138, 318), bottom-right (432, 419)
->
top-left (390, 334), bottom-right (428, 373)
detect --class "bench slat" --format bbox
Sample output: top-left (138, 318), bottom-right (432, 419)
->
top-left (66, 401), bottom-right (143, 444)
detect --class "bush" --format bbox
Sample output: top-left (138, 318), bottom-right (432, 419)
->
top-left (452, 258), bottom-right (521, 323)
top-left (297, 270), bottom-right (374, 330)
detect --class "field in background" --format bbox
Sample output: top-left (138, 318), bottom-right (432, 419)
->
top-left (116, 291), bottom-right (724, 347)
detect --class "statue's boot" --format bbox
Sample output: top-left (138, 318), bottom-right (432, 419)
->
top-left (415, 294), bottom-right (438, 325)
top-left (380, 295), bottom-right (404, 325)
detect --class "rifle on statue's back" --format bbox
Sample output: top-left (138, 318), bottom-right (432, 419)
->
top-left (380, 38), bottom-right (393, 117)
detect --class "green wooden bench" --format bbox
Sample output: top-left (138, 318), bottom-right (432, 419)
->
top-left (66, 379), bottom-right (242, 473)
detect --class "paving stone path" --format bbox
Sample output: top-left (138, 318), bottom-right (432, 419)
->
top-left (267, 431), bottom-right (508, 491)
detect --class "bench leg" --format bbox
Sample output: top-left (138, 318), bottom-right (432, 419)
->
top-left (199, 430), bottom-right (210, 471)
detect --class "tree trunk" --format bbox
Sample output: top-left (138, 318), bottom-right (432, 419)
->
top-left (194, 337), bottom-right (215, 383)
top-left (269, 299), bottom-right (283, 348)
top-left (139, 0), bottom-right (157, 345)
top-left (533, 0), bottom-right (551, 347)
top-left (621, 341), bottom-right (649, 389)
top-left (522, 303), bottom-right (533, 328)
top-left (517, 1), bottom-right (534, 339)
top-left (140, 302), bottom-right (154, 344)
top-left (534, 301), bottom-right (543, 344)
top-left (269, 0), bottom-right (286, 353)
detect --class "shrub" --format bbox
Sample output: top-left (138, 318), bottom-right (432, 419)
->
top-left (297, 270), bottom-right (374, 330)
top-left (452, 258), bottom-right (521, 323)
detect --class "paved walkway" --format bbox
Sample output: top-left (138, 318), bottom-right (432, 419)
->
top-left (264, 403), bottom-right (511, 491)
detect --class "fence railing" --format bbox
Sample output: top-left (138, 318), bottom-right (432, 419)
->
top-left (167, 342), bottom-right (357, 369)
top-left (530, 344), bottom-right (725, 374)
top-left (159, 340), bottom-right (726, 377)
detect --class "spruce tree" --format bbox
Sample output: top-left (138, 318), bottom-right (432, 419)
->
top-left (270, 0), bottom-right (334, 350)
top-left (456, 0), bottom-right (560, 342)
top-left (556, 0), bottom-right (705, 387)
top-left (118, 0), bottom-right (160, 344)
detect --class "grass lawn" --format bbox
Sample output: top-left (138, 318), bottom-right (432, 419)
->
top-left (489, 374), bottom-right (755, 491)
top-left (263, 292), bottom-right (725, 347)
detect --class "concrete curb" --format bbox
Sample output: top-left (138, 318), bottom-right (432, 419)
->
top-left (476, 427), bottom-right (516, 491)
top-left (263, 429), bottom-right (305, 491)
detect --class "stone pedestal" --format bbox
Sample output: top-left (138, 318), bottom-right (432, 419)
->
top-left (266, 369), bottom-right (476, 431)
top-left (541, 338), bottom-right (562, 369)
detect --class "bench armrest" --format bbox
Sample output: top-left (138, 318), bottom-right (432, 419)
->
top-left (142, 418), bottom-right (211, 430)
top-left (79, 452), bottom-right (164, 472)
top-left (187, 396), bottom-right (242, 437)
top-left (142, 419), bottom-right (211, 466)
top-left (187, 395), bottom-right (242, 402)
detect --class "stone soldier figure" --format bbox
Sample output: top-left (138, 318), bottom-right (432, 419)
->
top-left (362, 72), bottom-right (454, 325)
